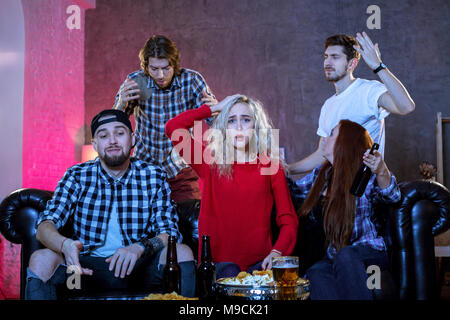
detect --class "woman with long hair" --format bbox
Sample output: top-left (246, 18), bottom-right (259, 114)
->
top-left (165, 94), bottom-right (298, 278)
top-left (296, 119), bottom-right (401, 299)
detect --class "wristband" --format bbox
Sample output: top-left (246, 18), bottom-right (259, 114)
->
top-left (271, 249), bottom-right (282, 255)
top-left (60, 238), bottom-right (68, 254)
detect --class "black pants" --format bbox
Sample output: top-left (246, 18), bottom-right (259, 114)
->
top-left (73, 252), bottom-right (164, 294)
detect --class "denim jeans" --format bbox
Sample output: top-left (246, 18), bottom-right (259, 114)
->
top-left (305, 245), bottom-right (389, 300)
top-left (26, 250), bottom-right (196, 299)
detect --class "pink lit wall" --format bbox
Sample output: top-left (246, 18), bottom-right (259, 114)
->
top-left (0, 0), bottom-right (95, 300)
top-left (0, 2), bottom-right (24, 199)
top-left (21, 0), bottom-right (91, 191)
top-left (0, 0), bottom-right (25, 301)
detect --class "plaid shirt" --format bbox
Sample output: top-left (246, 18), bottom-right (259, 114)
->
top-left (114, 68), bottom-right (213, 179)
top-left (37, 158), bottom-right (180, 253)
top-left (295, 166), bottom-right (401, 259)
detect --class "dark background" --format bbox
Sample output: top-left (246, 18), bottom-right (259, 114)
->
top-left (84, 0), bottom-right (450, 184)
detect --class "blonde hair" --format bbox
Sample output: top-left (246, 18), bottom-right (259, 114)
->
top-left (206, 95), bottom-right (280, 177)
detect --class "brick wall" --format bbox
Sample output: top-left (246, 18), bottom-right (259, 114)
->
top-left (85, 0), bottom-right (450, 184)
top-left (0, 236), bottom-right (21, 300)
top-left (22, 0), bottom-right (87, 191)
top-left (0, 0), bottom-right (92, 300)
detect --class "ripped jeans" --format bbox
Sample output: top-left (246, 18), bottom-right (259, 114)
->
top-left (25, 250), bottom-right (196, 299)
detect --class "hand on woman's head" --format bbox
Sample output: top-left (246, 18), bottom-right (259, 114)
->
top-left (210, 94), bottom-right (242, 115)
top-left (201, 90), bottom-right (218, 107)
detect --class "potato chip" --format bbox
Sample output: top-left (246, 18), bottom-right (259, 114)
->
top-left (142, 292), bottom-right (199, 300)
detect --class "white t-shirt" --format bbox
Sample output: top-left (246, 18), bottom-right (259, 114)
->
top-left (317, 78), bottom-right (389, 154)
top-left (91, 202), bottom-right (123, 258)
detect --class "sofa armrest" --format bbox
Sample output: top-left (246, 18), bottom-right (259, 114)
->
top-left (0, 188), bottom-right (53, 300)
top-left (0, 188), bottom-right (53, 244)
top-left (392, 180), bottom-right (450, 299)
top-left (398, 180), bottom-right (450, 236)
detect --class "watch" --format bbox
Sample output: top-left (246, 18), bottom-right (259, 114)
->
top-left (373, 62), bottom-right (387, 74)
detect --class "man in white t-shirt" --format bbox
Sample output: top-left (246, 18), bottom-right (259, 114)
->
top-left (289, 32), bottom-right (415, 174)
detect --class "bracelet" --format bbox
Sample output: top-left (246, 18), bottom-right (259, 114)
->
top-left (60, 238), bottom-right (68, 254)
top-left (271, 249), bottom-right (282, 255)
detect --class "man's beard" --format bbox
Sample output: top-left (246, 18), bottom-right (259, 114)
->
top-left (100, 147), bottom-right (131, 167)
top-left (325, 68), bottom-right (347, 82)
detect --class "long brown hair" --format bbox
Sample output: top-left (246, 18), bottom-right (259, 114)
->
top-left (298, 120), bottom-right (373, 251)
top-left (139, 35), bottom-right (181, 76)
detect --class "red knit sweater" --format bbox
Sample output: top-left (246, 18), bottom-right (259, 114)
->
top-left (165, 105), bottom-right (298, 271)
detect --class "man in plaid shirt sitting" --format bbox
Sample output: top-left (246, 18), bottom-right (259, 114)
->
top-left (25, 109), bottom-right (195, 299)
top-left (113, 34), bottom-right (217, 221)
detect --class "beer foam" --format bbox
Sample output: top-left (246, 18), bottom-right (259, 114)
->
top-left (273, 264), bottom-right (298, 268)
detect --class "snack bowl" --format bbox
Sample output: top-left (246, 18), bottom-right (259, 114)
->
top-left (215, 278), bottom-right (310, 301)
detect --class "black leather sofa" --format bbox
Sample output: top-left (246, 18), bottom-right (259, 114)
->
top-left (287, 178), bottom-right (450, 300)
top-left (0, 189), bottom-right (201, 300)
top-left (0, 178), bottom-right (449, 300)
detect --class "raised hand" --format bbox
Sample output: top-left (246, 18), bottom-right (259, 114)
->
top-left (201, 89), bottom-right (218, 107)
top-left (363, 149), bottom-right (391, 189)
top-left (118, 78), bottom-right (141, 107)
top-left (353, 32), bottom-right (382, 70)
top-left (209, 94), bottom-right (242, 115)
top-left (363, 149), bottom-right (385, 174)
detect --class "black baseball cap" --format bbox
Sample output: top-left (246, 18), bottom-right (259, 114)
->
top-left (91, 109), bottom-right (133, 137)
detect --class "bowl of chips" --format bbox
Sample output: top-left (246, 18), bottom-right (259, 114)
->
top-left (215, 270), bottom-right (310, 300)
top-left (142, 292), bottom-right (199, 300)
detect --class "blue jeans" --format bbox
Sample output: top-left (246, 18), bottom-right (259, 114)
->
top-left (216, 261), bottom-right (263, 279)
top-left (305, 245), bottom-right (389, 300)
top-left (26, 250), bottom-right (196, 299)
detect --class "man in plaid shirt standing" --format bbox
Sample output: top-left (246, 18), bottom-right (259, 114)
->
top-left (113, 35), bottom-right (217, 226)
top-left (26, 109), bottom-right (196, 299)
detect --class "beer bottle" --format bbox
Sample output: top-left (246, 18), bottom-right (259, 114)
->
top-left (350, 143), bottom-right (379, 197)
top-left (163, 235), bottom-right (181, 294)
top-left (196, 235), bottom-right (216, 300)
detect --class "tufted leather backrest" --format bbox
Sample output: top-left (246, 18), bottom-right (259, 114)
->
top-left (175, 200), bottom-right (200, 261)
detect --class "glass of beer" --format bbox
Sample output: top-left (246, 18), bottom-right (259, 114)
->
top-left (272, 256), bottom-right (299, 300)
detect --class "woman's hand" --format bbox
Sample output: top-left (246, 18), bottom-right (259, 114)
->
top-left (209, 94), bottom-right (241, 116)
top-left (363, 149), bottom-right (391, 188)
top-left (201, 90), bottom-right (218, 107)
top-left (261, 250), bottom-right (281, 270)
top-left (362, 149), bottom-right (387, 174)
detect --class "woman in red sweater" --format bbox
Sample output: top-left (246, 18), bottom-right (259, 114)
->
top-left (165, 94), bottom-right (298, 278)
